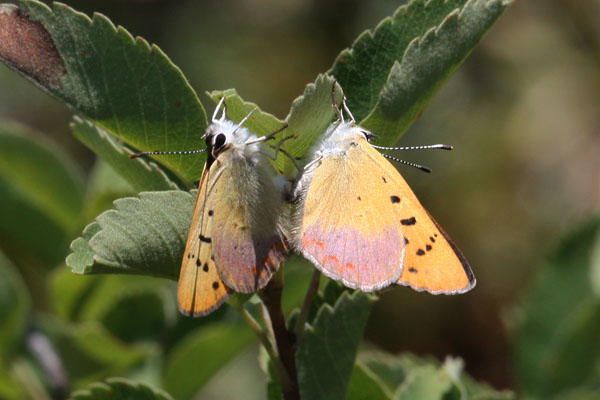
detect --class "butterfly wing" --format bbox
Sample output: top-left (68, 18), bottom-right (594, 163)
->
top-left (210, 151), bottom-right (288, 294)
top-left (295, 140), bottom-right (405, 291)
top-left (178, 165), bottom-right (233, 317)
top-left (365, 144), bottom-right (476, 294)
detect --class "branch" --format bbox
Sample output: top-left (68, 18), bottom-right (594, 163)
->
top-left (259, 270), bottom-right (300, 400)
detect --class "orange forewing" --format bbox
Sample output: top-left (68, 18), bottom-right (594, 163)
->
top-left (363, 142), bottom-right (476, 294)
top-left (178, 165), bottom-right (232, 317)
top-left (298, 137), bottom-right (475, 294)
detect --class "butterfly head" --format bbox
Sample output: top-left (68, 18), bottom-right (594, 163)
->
top-left (204, 97), bottom-right (257, 160)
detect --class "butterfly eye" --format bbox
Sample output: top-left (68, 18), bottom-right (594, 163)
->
top-left (213, 133), bottom-right (227, 150)
top-left (361, 130), bottom-right (377, 141)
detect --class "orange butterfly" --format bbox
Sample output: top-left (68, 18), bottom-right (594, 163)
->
top-left (132, 98), bottom-right (289, 316)
top-left (292, 93), bottom-right (475, 294)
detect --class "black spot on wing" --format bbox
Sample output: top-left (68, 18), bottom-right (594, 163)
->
top-left (401, 217), bottom-right (416, 226)
top-left (426, 244), bottom-right (432, 251)
top-left (416, 249), bottom-right (425, 256)
top-left (212, 281), bottom-right (219, 290)
top-left (408, 267), bottom-right (418, 273)
top-left (199, 234), bottom-right (212, 243)
top-left (390, 195), bottom-right (400, 203)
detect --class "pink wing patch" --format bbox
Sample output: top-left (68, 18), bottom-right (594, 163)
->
top-left (301, 224), bottom-right (404, 291)
top-left (213, 231), bottom-right (288, 293)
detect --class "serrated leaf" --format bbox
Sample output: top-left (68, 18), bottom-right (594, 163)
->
top-left (281, 74), bottom-right (340, 175)
top-left (72, 117), bottom-right (181, 192)
top-left (330, 0), bottom-right (511, 144)
top-left (67, 191), bottom-right (196, 279)
top-left (0, 120), bottom-right (84, 265)
top-left (67, 222), bottom-right (102, 275)
top-left (0, 0), bottom-right (207, 182)
top-left (163, 322), bottom-right (254, 399)
top-left (296, 286), bottom-right (376, 400)
top-left (0, 250), bottom-right (30, 362)
top-left (70, 377), bottom-right (173, 400)
top-left (514, 216), bottom-right (600, 397)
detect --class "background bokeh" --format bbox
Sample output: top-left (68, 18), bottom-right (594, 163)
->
top-left (1, 0), bottom-right (598, 397)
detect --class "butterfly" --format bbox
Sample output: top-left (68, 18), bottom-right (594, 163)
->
top-left (132, 97), bottom-right (289, 316)
top-left (292, 93), bottom-right (476, 294)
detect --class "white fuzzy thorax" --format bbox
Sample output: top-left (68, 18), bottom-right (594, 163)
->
top-left (311, 120), bottom-right (367, 159)
top-left (205, 119), bottom-right (262, 161)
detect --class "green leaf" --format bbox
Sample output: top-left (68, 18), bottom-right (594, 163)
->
top-left (163, 322), bottom-right (254, 399)
top-left (0, 121), bottom-right (84, 265)
top-left (296, 284), bottom-right (376, 400)
top-left (70, 377), bottom-right (173, 400)
top-left (358, 351), bottom-right (414, 395)
top-left (0, 250), bottom-right (30, 362)
top-left (394, 364), bottom-right (454, 400)
top-left (357, 352), bottom-right (514, 400)
top-left (347, 363), bottom-right (392, 400)
top-left (72, 117), bottom-right (181, 192)
top-left (514, 216), bottom-right (600, 397)
top-left (0, 0), bottom-right (207, 182)
top-left (67, 191), bottom-right (195, 279)
top-left (330, 0), bottom-right (512, 144)
top-left (281, 74), bottom-right (339, 175)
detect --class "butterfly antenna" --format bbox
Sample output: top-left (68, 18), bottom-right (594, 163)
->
top-left (371, 144), bottom-right (453, 151)
top-left (382, 153), bottom-right (432, 173)
top-left (129, 148), bottom-right (206, 159)
top-left (245, 122), bottom-right (288, 145)
top-left (331, 81), bottom-right (344, 122)
top-left (341, 96), bottom-right (355, 123)
top-left (212, 96), bottom-right (226, 122)
top-left (232, 107), bottom-right (257, 135)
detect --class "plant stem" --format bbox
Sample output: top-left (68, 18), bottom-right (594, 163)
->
top-left (294, 270), bottom-right (321, 343)
top-left (228, 298), bottom-right (291, 391)
top-left (259, 271), bottom-right (300, 400)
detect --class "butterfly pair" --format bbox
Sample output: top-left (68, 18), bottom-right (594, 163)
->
top-left (132, 93), bottom-right (476, 317)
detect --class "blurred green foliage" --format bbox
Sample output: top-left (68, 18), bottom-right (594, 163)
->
top-left (0, 0), bottom-right (599, 399)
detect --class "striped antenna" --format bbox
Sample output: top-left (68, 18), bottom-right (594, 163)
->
top-left (371, 144), bottom-right (453, 151)
top-left (128, 148), bottom-right (206, 159)
top-left (382, 153), bottom-right (432, 173)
